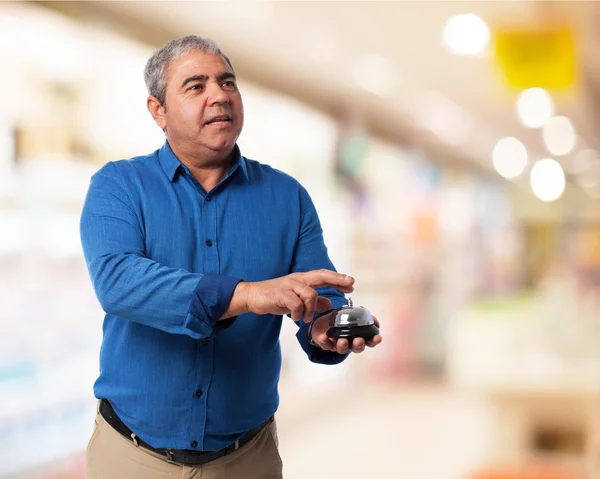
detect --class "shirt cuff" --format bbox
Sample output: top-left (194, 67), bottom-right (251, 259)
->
top-left (296, 318), bottom-right (349, 365)
top-left (184, 274), bottom-right (243, 338)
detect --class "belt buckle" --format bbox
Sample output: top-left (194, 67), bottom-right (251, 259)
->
top-left (225, 439), bottom-right (240, 455)
top-left (165, 449), bottom-right (176, 464)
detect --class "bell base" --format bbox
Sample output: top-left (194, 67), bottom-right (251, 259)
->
top-left (326, 324), bottom-right (380, 341)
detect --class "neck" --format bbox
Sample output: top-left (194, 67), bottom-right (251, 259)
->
top-left (170, 142), bottom-right (236, 193)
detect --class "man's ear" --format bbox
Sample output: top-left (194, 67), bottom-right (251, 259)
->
top-left (147, 96), bottom-right (167, 130)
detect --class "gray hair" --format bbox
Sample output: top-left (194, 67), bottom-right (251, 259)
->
top-left (144, 35), bottom-right (234, 107)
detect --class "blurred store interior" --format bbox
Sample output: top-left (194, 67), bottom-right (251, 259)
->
top-left (3, 1), bottom-right (600, 478)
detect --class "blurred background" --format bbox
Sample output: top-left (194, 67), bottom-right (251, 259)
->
top-left (2, 1), bottom-right (600, 478)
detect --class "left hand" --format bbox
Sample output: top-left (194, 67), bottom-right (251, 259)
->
top-left (310, 314), bottom-right (382, 354)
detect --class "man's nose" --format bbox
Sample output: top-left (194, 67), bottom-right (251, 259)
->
top-left (206, 82), bottom-right (229, 105)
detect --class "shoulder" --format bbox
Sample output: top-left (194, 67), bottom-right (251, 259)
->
top-left (242, 156), bottom-right (304, 192)
top-left (92, 150), bottom-right (160, 183)
top-left (88, 151), bottom-right (162, 207)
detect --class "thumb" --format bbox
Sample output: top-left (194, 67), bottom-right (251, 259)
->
top-left (315, 296), bottom-right (333, 311)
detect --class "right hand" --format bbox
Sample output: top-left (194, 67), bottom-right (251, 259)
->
top-left (237, 270), bottom-right (354, 323)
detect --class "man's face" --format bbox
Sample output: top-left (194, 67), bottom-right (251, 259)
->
top-left (156, 50), bottom-right (244, 157)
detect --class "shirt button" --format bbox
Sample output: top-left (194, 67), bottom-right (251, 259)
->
top-left (195, 389), bottom-right (203, 398)
top-left (190, 440), bottom-right (198, 448)
top-left (206, 196), bottom-right (211, 202)
top-left (201, 338), bottom-right (210, 346)
top-left (205, 239), bottom-right (213, 247)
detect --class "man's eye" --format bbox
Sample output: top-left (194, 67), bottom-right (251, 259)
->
top-left (223, 81), bottom-right (237, 90)
top-left (189, 84), bottom-right (203, 91)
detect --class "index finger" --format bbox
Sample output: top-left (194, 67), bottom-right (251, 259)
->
top-left (292, 269), bottom-right (355, 293)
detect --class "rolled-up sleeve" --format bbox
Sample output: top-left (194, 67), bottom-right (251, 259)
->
top-left (185, 274), bottom-right (243, 336)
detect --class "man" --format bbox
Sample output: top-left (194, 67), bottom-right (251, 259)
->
top-left (80, 35), bottom-right (382, 479)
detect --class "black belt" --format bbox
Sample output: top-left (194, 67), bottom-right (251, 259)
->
top-left (98, 398), bottom-right (273, 466)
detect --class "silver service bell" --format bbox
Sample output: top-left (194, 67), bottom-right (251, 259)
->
top-left (326, 298), bottom-right (379, 341)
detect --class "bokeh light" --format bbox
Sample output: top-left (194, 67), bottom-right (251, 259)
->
top-left (530, 158), bottom-right (566, 202)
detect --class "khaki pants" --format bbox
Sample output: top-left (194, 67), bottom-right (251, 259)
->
top-left (86, 411), bottom-right (284, 479)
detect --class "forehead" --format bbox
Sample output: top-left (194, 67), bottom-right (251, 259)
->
top-left (166, 51), bottom-right (233, 85)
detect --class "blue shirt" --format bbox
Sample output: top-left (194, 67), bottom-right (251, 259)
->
top-left (79, 141), bottom-right (347, 451)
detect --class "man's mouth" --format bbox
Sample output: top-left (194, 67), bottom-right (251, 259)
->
top-left (205, 115), bottom-right (232, 125)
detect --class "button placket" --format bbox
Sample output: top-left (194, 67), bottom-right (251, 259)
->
top-left (203, 192), bottom-right (218, 275)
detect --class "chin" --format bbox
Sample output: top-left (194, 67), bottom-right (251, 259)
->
top-left (209, 141), bottom-right (233, 153)
top-left (210, 135), bottom-right (238, 152)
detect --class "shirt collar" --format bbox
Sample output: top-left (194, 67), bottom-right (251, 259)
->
top-left (158, 140), bottom-right (249, 182)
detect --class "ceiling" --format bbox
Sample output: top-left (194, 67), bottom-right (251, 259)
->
top-left (36, 1), bottom-right (600, 183)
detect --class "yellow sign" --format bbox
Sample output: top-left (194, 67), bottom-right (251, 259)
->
top-left (494, 27), bottom-right (576, 90)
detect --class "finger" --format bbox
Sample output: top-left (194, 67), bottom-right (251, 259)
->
top-left (315, 296), bottom-right (332, 312)
top-left (366, 334), bottom-right (383, 348)
top-left (290, 281), bottom-right (318, 323)
top-left (372, 316), bottom-right (380, 328)
top-left (351, 337), bottom-right (366, 354)
top-left (292, 270), bottom-right (355, 293)
top-left (282, 292), bottom-right (304, 322)
top-left (316, 333), bottom-right (336, 351)
top-left (336, 338), bottom-right (350, 355)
